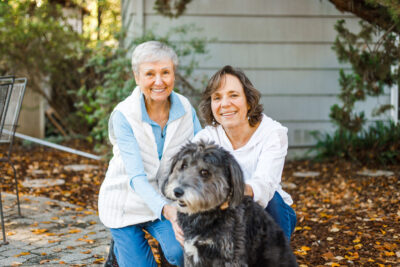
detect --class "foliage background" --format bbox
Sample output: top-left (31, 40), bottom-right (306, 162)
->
top-left (0, 0), bottom-right (208, 153)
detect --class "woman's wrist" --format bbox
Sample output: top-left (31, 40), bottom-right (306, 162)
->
top-left (162, 204), bottom-right (176, 221)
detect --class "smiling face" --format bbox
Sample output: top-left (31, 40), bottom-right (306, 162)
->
top-left (134, 60), bottom-right (175, 105)
top-left (211, 74), bottom-right (250, 131)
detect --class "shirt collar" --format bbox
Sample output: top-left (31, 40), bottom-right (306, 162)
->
top-left (140, 91), bottom-right (185, 124)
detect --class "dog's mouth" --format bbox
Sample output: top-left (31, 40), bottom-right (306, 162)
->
top-left (178, 200), bottom-right (187, 207)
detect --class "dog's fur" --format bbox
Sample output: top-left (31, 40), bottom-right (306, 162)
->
top-left (161, 141), bottom-right (298, 267)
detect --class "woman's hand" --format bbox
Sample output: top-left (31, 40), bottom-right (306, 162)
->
top-left (244, 184), bottom-right (254, 198)
top-left (162, 204), bottom-right (184, 246)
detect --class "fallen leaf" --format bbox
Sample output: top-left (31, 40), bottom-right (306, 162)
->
top-left (14, 252), bottom-right (30, 257)
top-left (93, 258), bottom-right (105, 264)
top-left (31, 229), bottom-right (48, 234)
top-left (68, 229), bottom-right (81, 234)
top-left (322, 251), bottom-right (334, 260)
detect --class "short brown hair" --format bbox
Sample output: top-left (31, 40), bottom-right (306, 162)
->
top-left (199, 65), bottom-right (263, 127)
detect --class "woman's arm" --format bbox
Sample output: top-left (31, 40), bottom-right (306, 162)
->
top-left (246, 128), bottom-right (288, 208)
top-left (192, 107), bottom-right (202, 135)
top-left (112, 111), bottom-right (168, 219)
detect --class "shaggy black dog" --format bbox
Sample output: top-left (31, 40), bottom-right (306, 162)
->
top-left (161, 141), bottom-right (298, 267)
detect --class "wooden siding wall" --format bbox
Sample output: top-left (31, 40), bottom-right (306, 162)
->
top-left (124, 0), bottom-right (391, 151)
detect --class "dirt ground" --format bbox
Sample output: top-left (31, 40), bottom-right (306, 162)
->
top-left (1, 142), bottom-right (399, 266)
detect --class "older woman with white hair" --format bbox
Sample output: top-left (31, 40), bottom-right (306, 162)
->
top-left (98, 41), bottom-right (201, 266)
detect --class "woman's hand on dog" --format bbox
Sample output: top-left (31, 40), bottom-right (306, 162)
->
top-left (163, 204), bottom-right (185, 246)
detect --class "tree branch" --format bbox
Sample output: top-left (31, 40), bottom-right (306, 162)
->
top-left (328, 0), bottom-right (400, 34)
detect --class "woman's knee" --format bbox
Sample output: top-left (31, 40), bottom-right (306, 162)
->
top-left (110, 226), bottom-right (157, 267)
top-left (160, 240), bottom-right (184, 266)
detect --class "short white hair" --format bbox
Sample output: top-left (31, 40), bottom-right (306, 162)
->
top-left (131, 41), bottom-right (178, 74)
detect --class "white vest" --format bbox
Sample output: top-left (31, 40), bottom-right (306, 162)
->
top-left (98, 87), bottom-right (194, 228)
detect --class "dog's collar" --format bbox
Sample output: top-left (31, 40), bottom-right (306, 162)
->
top-left (220, 191), bottom-right (233, 210)
top-left (220, 201), bottom-right (229, 210)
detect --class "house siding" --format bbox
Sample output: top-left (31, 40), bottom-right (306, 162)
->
top-left (123, 0), bottom-right (391, 152)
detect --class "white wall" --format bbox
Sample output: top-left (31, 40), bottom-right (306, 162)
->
top-left (123, 0), bottom-right (391, 152)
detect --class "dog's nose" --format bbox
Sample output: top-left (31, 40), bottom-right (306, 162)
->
top-left (173, 187), bottom-right (184, 198)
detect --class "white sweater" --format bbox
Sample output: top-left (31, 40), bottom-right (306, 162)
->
top-left (98, 87), bottom-right (194, 228)
top-left (193, 114), bottom-right (293, 208)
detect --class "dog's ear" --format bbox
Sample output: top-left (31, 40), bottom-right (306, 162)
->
top-left (226, 152), bottom-right (244, 208)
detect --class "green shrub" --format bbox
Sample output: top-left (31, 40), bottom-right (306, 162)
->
top-left (0, 0), bottom-right (89, 134)
top-left (331, 20), bottom-right (399, 134)
top-left (311, 121), bottom-right (400, 165)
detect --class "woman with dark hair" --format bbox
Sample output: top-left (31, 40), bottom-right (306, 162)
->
top-left (193, 65), bottom-right (296, 239)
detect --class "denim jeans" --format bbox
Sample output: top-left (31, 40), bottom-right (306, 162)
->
top-left (110, 218), bottom-right (183, 267)
top-left (265, 191), bottom-right (297, 240)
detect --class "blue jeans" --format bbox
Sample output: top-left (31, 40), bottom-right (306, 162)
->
top-left (265, 192), bottom-right (297, 240)
top-left (110, 219), bottom-right (183, 267)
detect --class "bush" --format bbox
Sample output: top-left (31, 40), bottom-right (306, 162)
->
top-left (311, 121), bottom-right (400, 165)
top-left (0, 1), bottom-right (89, 134)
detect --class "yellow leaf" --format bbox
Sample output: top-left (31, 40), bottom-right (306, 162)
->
top-left (51, 217), bottom-right (59, 220)
top-left (352, 239), bottom-right (360, 243)
top-left (14, 252), bottom-right (30, 257)
top-left (68, 229), bottom-right (81, 234)
top-left (384, 251), bottom-right (395, 256)
top-left (303, 226), bottom-right (312, 230)
top-left (93, 258), bottom-right (105, 264)
top-left (380, 229), bottom-right (386, 235)
top-left (354, 244), bottom-right (363, 250)
top-left (301, 246), bottom-right (311, 251)
top-left (41, 253), bottom-right (47, 256)
top-left (31, 229), bottom-right (48, 234)
top-left (82, 250), bottom-right (92, 254)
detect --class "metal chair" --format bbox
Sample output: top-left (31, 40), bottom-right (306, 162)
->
top-left (0, 77), bottom-right (14, 245)
top-left (0, 77), bottom-right (27, 245)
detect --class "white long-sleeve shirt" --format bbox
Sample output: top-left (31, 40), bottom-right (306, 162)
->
top-left (192, 114), bottom-right (293, 208)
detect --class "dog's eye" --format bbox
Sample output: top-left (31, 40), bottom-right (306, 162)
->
top-left (181, 163), bottom-right (187, 170)
top-left (200, 169), bottom-right (209, 177)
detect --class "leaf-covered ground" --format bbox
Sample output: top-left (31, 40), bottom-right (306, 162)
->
top-left (1, 142), bottom-right (399, 266)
